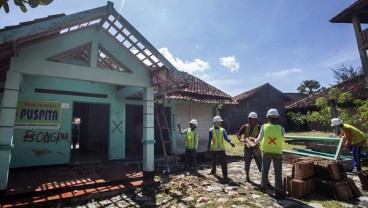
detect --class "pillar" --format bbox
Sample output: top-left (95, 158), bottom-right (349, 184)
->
top-left (141, 87), bottom-right (155, 172)
top-left (0, 71), bottom-right (21, 193)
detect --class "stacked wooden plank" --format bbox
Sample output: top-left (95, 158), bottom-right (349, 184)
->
top-left (284, 157), bottom-right (361, 201)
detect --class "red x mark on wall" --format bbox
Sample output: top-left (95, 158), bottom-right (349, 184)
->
top-left (268, 137), bottom-right (277, 145)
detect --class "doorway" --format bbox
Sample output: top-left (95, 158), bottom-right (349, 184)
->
top-left (125, 104), bottom-right (143, 160)
top-left (71, 102), bottom-right (110, 164)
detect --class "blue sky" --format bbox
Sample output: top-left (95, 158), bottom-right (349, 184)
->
top-left (0, 0), bottom-right (361, 96)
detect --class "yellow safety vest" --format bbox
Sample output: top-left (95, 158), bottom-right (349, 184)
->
top-left (261, 123), bottom-right (283, 154)
top-left (185, 129), bottom-right (197, 149)
top-left (245, 124), bottom-right (260, 138)
top-left (156, 98), bottom-right (164, 105)
top-left (343, 124), bottom-right (366, 145)
top-left (211, 128), bottom-right (225, 150)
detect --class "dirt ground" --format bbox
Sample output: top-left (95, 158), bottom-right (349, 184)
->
top-left (73, 156), bottom-right (368, 208)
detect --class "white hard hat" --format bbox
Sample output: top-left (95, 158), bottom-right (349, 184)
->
top-left (248, 112), bottom-right (258, 119)
top-left (213, 116), bottom-right (223, 123)
top-left (266, 109), bottom-right (279, 118)
top-left (189, 119), bottom-right (198, 126)
top-left (331, 118), bottom-right (343, 126)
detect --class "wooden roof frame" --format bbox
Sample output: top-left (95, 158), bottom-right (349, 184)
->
top-left (0, 1), bottom-right (188, 93)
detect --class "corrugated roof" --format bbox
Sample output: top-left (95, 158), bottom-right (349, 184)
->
top-left (330, 0), bottom-right (368, 23)
top-left (0, 1), bottom-right (188, 92)
top-left (166, 72), bottom-right (236, 104)
top-left (286, 74), bottom-right (368, 110)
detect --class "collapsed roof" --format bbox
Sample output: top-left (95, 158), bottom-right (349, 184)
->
top-left (0, 1), bottom-right (188, 93)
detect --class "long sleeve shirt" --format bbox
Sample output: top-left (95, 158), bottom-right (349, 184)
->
top-left (207, 127), bottom-right (232, 150)
top-left (255, 124), bottom-right (285, 143)
top-left (179, 128), bottom-right (199, 149)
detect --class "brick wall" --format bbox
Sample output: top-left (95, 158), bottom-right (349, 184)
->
top-left (221, 87), bottom-right (288, 133)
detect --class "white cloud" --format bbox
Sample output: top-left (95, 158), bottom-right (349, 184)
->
top-left (266, 68), bottom-right (302, 78)
top-left (219, 55), bottom-right (240, 72)
top-left (159, 47), bottom-right (210, 73)
top-left (322, 49), bottom-right (359, 68)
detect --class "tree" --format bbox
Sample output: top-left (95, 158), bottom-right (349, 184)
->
top-left (304, 87), bottom-right (368, 132)
top-left (0, 0), bottom-right (53, 13)
top-left (331, 64), bottom-right (363, 83)
top-left (297, 80), bottom-right (322, 95)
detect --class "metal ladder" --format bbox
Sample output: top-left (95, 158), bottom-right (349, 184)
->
top-left (155, 107), bottom-right (178, 173)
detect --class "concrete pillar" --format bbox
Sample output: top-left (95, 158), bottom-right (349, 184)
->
top-left (141, 87), bottom-right (155, 172)
top-left (0, 71), bottom-right (21, 192)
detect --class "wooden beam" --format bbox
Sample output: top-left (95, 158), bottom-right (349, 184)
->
top-left (116, 86), bottom-right (143, 99)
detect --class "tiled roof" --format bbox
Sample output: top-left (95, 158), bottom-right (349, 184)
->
top-left (330, 0), bottom-right (368, 23)
top-left (233, 83), bottom-right (289, 102)
top-left (284, 93), bottom-right (308, 106)
top-left (286, 74), bottom-right (368, 110)
top-left (166, 72), bottom-right (236, 104)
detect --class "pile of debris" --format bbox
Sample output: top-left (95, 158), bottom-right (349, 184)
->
top-left (284, 157), bottom-right (361, 201)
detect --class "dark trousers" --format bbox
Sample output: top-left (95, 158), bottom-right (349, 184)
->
top-left (185, 148), bottom-right (197, 168)
top-left (211, 150), bottom-right (227, 178)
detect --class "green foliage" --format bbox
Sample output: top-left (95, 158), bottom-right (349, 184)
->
top-left (356, 99), bottom-right (368, 131)
top-left (331, 64), bottom-right (363, 83)
top-left (0, 0), bottom-right (53, 13)
top-left (305, 97), bottom-right (332, 125)
top-left (304, 87), bottom-right (368, 132)
top-left (328, 88), bottom-right (341, 101)
top-left (297, 80), bottom-right (322, 95)
top-left (290, 85), bottom-right (368, 132)
top-left (338, 92), bottom-right (353, 104)
top-left (306, 108), bottom-right (331, 126)
top-left (287, 111), bottom-right (307, 125)
top-left (315, 97), bottom-right (328, 108)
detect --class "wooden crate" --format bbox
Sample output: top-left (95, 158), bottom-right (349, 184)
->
top-left (290, 178), bottom-right (315, 199)
top-left (293, 160), bottom-right (315, 180)
top-left (283, 175), bottom-right (293, 194)
top-left (346, 177), bottom-right (362, 197)
top-left (315, 178), bottom-right (355, 201)
top-left (335, 180), bottom-right (353, 201)
top-left (314, 160), bottom-right (342, 181)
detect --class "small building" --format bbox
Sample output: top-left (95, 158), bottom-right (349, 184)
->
top-left (0, 2), bottom-right (189, 192)
top-left (168, 72), bottom-right (236, 153)
top-left (221, 83), bottom-right (290, 133)
top-left (330, 0), bottom-right (368, 88)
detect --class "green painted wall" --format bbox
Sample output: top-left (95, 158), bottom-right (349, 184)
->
top-left (10, 75), bottom-right (126, 168)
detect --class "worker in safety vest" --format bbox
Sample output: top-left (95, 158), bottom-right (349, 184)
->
top-left (253, 109), bottom-right (286, 198)
top-left (331, 118), bottom-right (367, 172)
top-left (236, 112), bottom-right (262, 182)
top-left (155, 94), bottom-right (166, 126)
top-left (177, 119), bottom-right (199, 170)
top-left (207, 115), bottom-right (235, 181)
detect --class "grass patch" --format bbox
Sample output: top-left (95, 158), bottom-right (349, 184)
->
top-left (224, 131), bottom-right (334, 155)
top-left (224, 135), bottom-right (244, 157)
top-left (286, 131), bottom-right (335, 137)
